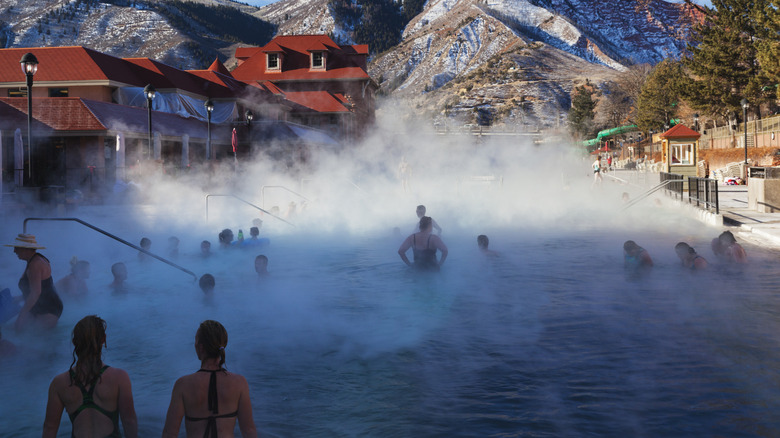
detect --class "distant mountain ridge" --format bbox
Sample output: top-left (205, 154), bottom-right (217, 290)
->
top-left (0, 0), bottom-right (702, 128)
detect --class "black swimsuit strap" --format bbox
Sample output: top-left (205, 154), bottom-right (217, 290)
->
top-left (198, 368), bottom-right (224, 414)
top-left (186, 369), bottom-right (237, 438)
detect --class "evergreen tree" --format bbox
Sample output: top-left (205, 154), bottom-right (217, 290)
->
top-left (635, 60), bottom-right (685, 131)
top-left (568, 85), bottom-right (597, 140)
top-left (683, 0), bottom-right (767, 121)
top-left (755, 0), bottom-right (780, 99)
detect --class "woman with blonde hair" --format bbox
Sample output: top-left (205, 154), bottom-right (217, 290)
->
top-left (163, 320), bottom-right (257, 438)
top-left (43, 315), bottom-right (138, 437)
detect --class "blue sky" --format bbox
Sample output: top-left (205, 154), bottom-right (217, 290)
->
top-left (241, 0), bottom-right (714, 9)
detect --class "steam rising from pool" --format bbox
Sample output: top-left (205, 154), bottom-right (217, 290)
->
top-left (2, 106), bottom-right (777, 436)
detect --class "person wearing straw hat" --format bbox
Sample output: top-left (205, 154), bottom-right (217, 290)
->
top-left (5, 234), bottom-right (63, 330)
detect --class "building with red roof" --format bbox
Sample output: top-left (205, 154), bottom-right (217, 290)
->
top-left (0, 44), bottom-right (353, 198)
top-left (232, 34), bottom-right (377, 140)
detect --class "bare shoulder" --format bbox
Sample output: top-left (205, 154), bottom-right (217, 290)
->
top-left (104, 366), bottom-right (131, 382)
top-left (50, 370), bottom-right (70, 389)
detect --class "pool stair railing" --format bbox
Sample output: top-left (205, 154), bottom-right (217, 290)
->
top-left (22, 217), bottom-right (198, 282)
top-left (204, 194), bottom-right (295, 226)
top-left (621, 179), bottom-right (678, 211)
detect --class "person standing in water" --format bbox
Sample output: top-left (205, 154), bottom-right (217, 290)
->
top-left (477, 235), bottom-right (499, 257)
top-left (43, 315), bottom-right (138, 438)
top-left (399, 216), bottom-right (448, 271)
top-left (5, 234), bottom-right (63, 331)
top-left (162, 320), bottom-right (257, 438)
top-left (413, 205), bottom-right (442, 235)
top-left (716, 231), bottom-right (747, 264)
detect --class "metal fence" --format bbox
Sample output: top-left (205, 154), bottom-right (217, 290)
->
top-left (660, 172), bottom-right (719, 213)
top-left (660, 172), bottom-right (684, 200)
top-left (688, 176), bottom-right (719, 214)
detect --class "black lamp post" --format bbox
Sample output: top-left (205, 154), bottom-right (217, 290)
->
top-left (205, 98), bottom-right (214, 160)
top-left (245, 109), bottom-right (254, 151)
top-left (143, 84), bottom-right (156, 158)
top-left (20, 52), bottom-right (38, 184)
top-left (741, 98), bottom-right (748, 176)
top-left (693, 113), bottom-right (699, 132)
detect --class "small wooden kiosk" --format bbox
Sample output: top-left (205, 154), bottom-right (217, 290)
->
top-left (660, 124), bottom-right (701, 177)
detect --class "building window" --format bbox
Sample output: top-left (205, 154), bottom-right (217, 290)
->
top-left (311, 52), bottom-right (324, 69)
top-left (8, 87), bottom-right (26, 97)
top-left (267, 53), bottom-right (280, 70)
top-left (671, 143), bottom-right (694, 165)
top-left (48, 88), bottom-right (69, 97)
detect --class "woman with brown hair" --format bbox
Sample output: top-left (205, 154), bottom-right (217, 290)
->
top-left (43, 315), bottom-right (138, 438)
top-left (162, 320), bottom-right (257, 438)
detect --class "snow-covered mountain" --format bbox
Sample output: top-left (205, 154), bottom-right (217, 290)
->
top-left (0, 0), bottom-right (702, 128)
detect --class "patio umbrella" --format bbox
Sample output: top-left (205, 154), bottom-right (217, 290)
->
top-left (116, 132), bottom-right (125, 180)
top-left (231, 128), bottom-right (238, 164)
top-left (14, 128), bottom-right (22, 187)
top-left (181, 134), bottom-right (189, 168)
top-left (153, 131), bottom-right (162, 161)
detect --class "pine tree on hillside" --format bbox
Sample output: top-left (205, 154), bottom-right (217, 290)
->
top-left (568, 85), bottom-right (597, 140)
top-left (635, 59), bottom-right (686, 132)
top-left (755, 0), bottom-right (780, 99)
top-left (683, 0), bottom-right (768, 121)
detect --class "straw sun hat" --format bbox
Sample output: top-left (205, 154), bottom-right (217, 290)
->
top-left (4, 234), bottom-right (46, 249)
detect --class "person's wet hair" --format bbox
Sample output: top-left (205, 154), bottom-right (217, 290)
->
top-left (197, 320), bottom-right (228, 367)
top-left (140, 237), bottom-right (151, 249)
top-left (250, 227), bottom-right (259, 237)
top-left (70, 315), bottom-right (107, 387)
top-left (199, 274), bottom-right (215, 293)
top-left (419, 216), bottom-right (432, 231)
top-left (719, 230), bottom-right (736, 244)
top-left (624, 240), bottom-right (639, 253)
top-left (478, 235), bottom-right (489, 249)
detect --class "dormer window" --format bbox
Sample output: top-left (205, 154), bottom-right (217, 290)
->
top-left (311, 51), bottom-right (325, 70)
top-left (267, 53), bottom-right (280, 71)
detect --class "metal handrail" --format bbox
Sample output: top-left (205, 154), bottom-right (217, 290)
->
top-left (205, 194), bottom-right (294, 226)
top-left (687, 176), bottom-right (719, 214)
top-left (622, 179), bottom-right (677, 211)
top-left (260, 186), bottom-right (310, 210)
top-left (23, 217), bottom-right (197, 282)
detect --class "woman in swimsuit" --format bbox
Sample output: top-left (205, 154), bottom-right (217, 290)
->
top-left (43, 315), bottom-right (138, 438)
top-left (4, 234), bottom-right (63, 331)
top-left (162, 320), bottom-right (257, 438)
top-left (398, 216), bottom-right (448, 271)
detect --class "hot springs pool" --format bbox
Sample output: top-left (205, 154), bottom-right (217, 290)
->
top-left (2, 201), bottom-right (780, 437)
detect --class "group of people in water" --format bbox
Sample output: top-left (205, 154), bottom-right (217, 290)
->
top-left (41, 315), bottom-right (256, 438)
top-left (623, 230), bottom-right (748, 273)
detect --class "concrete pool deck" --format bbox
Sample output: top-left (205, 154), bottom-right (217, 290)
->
top-left (716, 185), bottom-right (780, 248)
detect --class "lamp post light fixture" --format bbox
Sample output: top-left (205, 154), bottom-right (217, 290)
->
top-left (741, 98), bottom-right (749, 176)
top-left (143, 84), bottom-right (156, 158)
top-left (245, 109), bottom-right (254, 126)
top-left (205, 98), bottom-right (214, 160)
top-left (693, 113), bottom-right (699, 132)
top-left (20, 52), bottom-right (38, 184)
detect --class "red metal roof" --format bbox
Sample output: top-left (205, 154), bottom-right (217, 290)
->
top-left (207, 58), bottom-right (232, 76)
top-left (0, 97), bottom-right (104, 131)
top-left (661, 124), bottom-right (701, 139)
top-left (235, 47), bottom-right (263, 60)
top-left (282, 91), bottom-right (350, 113)
top-left (231, 34), bottom-right (371, 82)
top-left (0, 46), bottom-right (143, 85)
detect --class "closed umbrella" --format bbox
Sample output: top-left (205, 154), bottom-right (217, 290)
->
top-left (14, 128), bottom-right (23, 187)
top-left (231, 128), bottom-right (238, 164)
top-left (116, 132), bottom-right (125, 180)
top-left (181, 134), bottom-right (190, 168)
